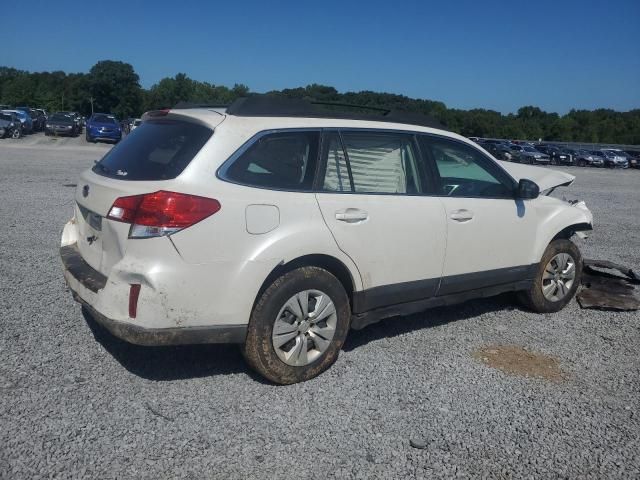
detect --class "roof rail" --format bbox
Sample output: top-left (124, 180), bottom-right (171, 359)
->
top-left (224, 95), bottom-right (447, 130)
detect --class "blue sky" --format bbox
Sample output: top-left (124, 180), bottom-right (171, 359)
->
top-left (3, 0), bottom-right (639, 113)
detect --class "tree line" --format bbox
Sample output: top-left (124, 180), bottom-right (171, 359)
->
top-left (1, 61), bottom-right (638, 144)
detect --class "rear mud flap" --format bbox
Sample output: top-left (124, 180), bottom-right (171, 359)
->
top-left (577, 259), bottom-right (640, 311)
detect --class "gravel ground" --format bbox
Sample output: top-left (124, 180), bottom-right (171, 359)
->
top-left (1, 137), bottom-right (639, 479)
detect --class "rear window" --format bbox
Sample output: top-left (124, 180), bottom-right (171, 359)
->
top-left (92, 115), bottom-right (115, 124)
top-left (92, 119), bottom-right (213, 180)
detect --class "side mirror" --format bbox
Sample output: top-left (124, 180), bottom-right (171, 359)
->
top-left (516, 178), bottom-right (540, 199)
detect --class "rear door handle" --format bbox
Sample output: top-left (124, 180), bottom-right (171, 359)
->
top-left (450, 209), bottom-right (474, 222)
top-left (335, 208), bottom-right (368, 223)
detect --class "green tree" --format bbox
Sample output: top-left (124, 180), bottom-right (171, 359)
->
top-left (89, 60), bottom-right (142, 118)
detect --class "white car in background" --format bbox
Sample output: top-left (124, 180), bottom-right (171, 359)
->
top-left (130, 118), bottom-right (142, 131)
top-left (60, 97), bottom-right (593, 384)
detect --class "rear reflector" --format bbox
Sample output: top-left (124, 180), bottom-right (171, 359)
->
top-left (129, 284), bottom-right (141, 318)
top-left (107, 191), bottom-right (221, 238)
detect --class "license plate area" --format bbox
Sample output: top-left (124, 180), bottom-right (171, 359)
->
top-left (76, 203), bottom-right (104, 271)
top-left (78, 203), bottom-right (102, 231)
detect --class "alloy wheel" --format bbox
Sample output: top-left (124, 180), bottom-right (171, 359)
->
top-left (541, 253), bottom-right (576, 301)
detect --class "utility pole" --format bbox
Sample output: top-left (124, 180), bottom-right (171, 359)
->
top-left (61, 92), bottom-right (64, 111)
top-left (90, 96), bottom-right (94, 115)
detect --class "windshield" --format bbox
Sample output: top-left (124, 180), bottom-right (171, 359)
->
top-left (92, 115), bottom-right (116, 124)
top-left (523, 146), bottom-right (537, 152)
top-left (93, 119), bottom-right (212, 180)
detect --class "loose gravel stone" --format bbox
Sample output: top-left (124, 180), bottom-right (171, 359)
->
top-left (1, 135), bottom-right (639, 479)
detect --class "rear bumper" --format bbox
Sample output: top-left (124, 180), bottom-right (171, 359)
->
top-left (80, 301), bottom-right (246, 346)
top-left (60, 243), bottom-right (247, 345)
top-left (88, 129), bottom-right (121, 140)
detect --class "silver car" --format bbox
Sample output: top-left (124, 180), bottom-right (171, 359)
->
top-left (509, 145), bottom-right (551, 164)
top-left (600, 150), bottom-right (629, 168)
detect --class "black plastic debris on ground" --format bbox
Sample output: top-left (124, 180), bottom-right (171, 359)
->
top-left (577, 259), bottom-right (640, 311)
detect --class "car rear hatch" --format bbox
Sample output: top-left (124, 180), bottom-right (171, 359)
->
top-left (73, 112), bottom-right (224, 277)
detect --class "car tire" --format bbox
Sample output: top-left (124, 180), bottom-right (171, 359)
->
top-left (242, 266), bottom-right (351, 384)
top-left (578, 159), bottom-right (586, 167)
top-left (517, 239), bottom-right (583, 314)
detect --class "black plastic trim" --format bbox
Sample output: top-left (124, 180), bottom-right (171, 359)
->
top-left (438, 264), bottom-right (537, 296)
top-left (352, 264), bottom-right (537, 315)
top-left (60, 244), bottom-right (107, 293)
top-left (224, 96), bottom-right (448, 130)
top-left (352, 278), bottom-right (440, 313)
top-left (351, 279), bottom-right (533, 330)
top-left (80, 301), bottom-right (247, 346)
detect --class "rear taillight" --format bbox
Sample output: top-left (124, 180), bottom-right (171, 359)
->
top-left (107, 191), bottom-right (221, 238)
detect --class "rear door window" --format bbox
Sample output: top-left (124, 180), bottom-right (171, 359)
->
top-left (339, 131), bottom-right (424, 194)
top-left (93, 119), bottom-right (212, 180)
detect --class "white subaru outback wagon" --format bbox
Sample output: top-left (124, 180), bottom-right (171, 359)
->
top-left (61, 97), bottom-right (593, 384)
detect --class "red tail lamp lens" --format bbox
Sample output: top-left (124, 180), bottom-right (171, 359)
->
top-left (107, 191), bottom-right (221, 230)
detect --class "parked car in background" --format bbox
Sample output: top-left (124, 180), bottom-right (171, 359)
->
top-left (16, 108), bottom-right (41, 131)
top-left (535, 145), bottom-right (573, 165)
top-left (509, 144), bottom-right (551, 164)
top-left (606, 149), bottom-right (635, 169)
top-left (45, 113), bottom-right (79, 136)
top-left (2, 109), bottom-right (33, 134)
top-left (599, 150), bottom-right (629, 168)
top-left (29, 108), bottom-right (46, 131)
top-left (57, 111), bottom-right (82, 134)
top-left (86, 113), bottom-right (122, 143)
top-left (130, 118), bottom-right (142, 131)
top-left (35, 108), bottom-right (48, 120)
top-left (571, 149), bottom-right (604, 167)
top-left (623, 150), bottom-right (640, 168)
top-left (480, 141), bottom-right (513, 161)
top-left (0, 112), bottom-right (22, 138)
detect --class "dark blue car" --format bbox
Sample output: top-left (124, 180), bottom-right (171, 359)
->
top-left (86, 113), bottom-right (122, 143)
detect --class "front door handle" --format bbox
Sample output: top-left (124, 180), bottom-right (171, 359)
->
top-left (335, 208), bottom-right (368, 223)
top-left (450, 209), bottom-right (474, 222)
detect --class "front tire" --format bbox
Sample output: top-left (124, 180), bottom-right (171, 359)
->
top-left (518, 239), bottom-right (582, 313)
top-left (242, 267), bottom-right (351, 384)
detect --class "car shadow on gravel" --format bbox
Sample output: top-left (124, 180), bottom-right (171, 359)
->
top-left (82, 295), bottom-right (517, 382)
top-left (82, 309), bottom-right (268, 383)
top-left (343, 293), bottom-right (517, 351)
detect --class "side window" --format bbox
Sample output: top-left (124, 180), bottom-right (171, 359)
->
top-left (322, 132), bottom-right (352, 192)
top-left (225, 131), bottom-right (319, 190)
top-left (421, 136), bottom-right (514, 198)
top-left (338, 132), bottom-right (423, 194)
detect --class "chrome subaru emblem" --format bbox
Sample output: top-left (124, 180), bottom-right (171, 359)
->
top-left (82, 185), bottom-right (89, 197)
